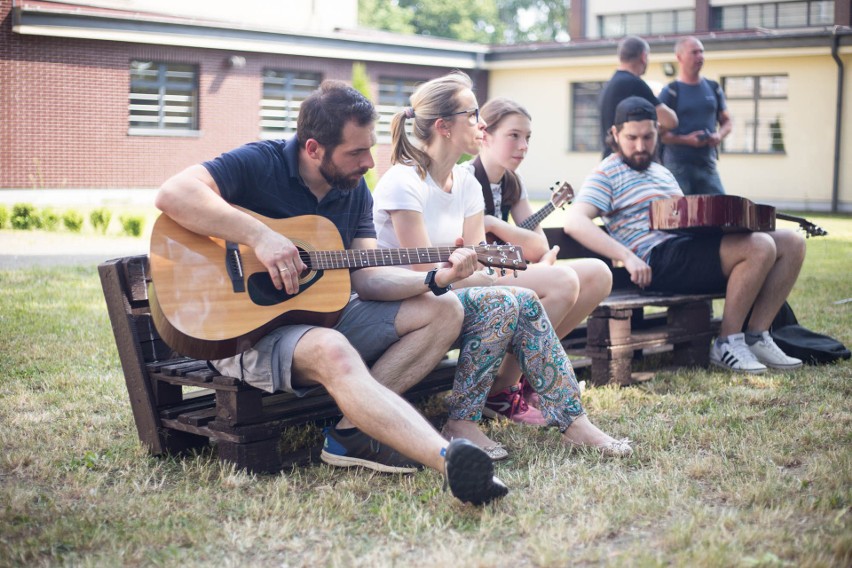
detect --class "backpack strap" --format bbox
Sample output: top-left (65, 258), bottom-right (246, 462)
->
top-left (665, 80), bottom-right (680, 112)
top-left (705, 78), bottom-right (723, 118)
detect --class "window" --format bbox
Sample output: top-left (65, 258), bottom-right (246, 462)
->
top-left (571, 81), bottom-right (604, 152)
top-left (598, 10), bottom-right (694, 38)
top-left (260, 70), bottom-right (322, 138)
top-left (376, 77), bottom-right (420, 143)
top-left (712, 1), bottom-right (834, 30)
top-left (722, 75), bottom-right (788, 154)
top-left (129, 61), bottom-right (198, 134)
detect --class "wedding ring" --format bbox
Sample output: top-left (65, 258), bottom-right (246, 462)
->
top-left (279, 267), bottom-right (288, 272)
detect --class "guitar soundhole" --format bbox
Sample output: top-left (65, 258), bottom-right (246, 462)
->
top-left (247, 269), bottom-right (323, 306)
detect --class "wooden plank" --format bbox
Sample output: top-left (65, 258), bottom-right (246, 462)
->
top-left (99, 257), bottom-right (166, 455)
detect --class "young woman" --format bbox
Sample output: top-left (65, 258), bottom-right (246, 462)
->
top-left (469, 98), bottom-right (613, 423)
top-left (372, 71), bottom-right (631, 459)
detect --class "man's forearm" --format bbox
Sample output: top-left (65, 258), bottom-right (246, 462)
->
top-left (351, 266), bottom-right (432, 302)
top-left (563, 213), bottom-right (635, 264)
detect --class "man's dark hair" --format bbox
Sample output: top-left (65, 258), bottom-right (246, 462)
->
top-left (605, 124), bottom-right (624, 154)
top-left (618, 35), bottom-right (649, 62)
top-left (296, 80), bottom-right (378, 150)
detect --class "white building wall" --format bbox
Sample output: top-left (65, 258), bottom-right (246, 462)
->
top-left (487, 45), bottom-right (852, 211)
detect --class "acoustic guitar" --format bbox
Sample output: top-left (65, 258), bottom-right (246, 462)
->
top-left (488, 181), bottom-right (574, 245)
top-left (149, 209), bottom-right (528, 360)
top-left (649, 195), bottom-right (827, 238)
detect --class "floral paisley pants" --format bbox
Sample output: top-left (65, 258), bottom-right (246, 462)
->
top-left (446, 286), bottom-right (585, 431)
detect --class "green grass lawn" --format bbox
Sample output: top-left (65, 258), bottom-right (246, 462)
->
top-left (1, 214), bottom-right (850, 567)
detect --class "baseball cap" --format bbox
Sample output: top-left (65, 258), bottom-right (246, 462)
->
top-left (613, 96), bottom-right (657, 126)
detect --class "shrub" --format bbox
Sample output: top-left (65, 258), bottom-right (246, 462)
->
top-left (0, 205), bottom-right (8, 229)
top-left (63, 210), bottom-right (84, 233)
top-left (90, 208), bottom-right (112, 235)
top-left (40, 208), bottom-right (61, 231)
top-left (11, 203), bottom-right (39, 230)
top-left (120, 215), bottom-right (145, 237)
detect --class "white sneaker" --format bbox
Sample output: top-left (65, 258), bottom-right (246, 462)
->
top-left (710, 333), bottom-right (767, 374)
top-left (748, 331), bottom-right (803, 370)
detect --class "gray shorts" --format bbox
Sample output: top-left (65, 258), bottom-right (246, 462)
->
top-left (209, 295), bottom-right (401, 395)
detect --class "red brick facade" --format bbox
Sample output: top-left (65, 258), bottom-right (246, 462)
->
top-left (0, 3), bottom-right (487, 189)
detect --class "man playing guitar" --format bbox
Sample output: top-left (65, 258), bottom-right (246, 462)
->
top-left (563, 96), bottom-right (805, 374)
top-left (154, 81), bottom-right (508, 505)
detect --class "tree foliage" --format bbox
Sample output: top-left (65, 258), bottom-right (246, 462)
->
top-left (358, 0), bottom-right (570, 45)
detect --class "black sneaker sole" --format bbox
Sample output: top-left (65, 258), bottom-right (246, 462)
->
top-left (444, 439), bottom-right (509, 506)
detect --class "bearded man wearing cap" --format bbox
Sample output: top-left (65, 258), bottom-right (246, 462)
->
top-left (562, 96), bottom-right (806, 375)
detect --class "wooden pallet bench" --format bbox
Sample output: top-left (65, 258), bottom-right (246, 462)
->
top-left (100, 234), bottom-right (723, 471)
top-left (98, 255), bottom-right (456, 473)
top-left (544, 227), bottom-right (723, 385)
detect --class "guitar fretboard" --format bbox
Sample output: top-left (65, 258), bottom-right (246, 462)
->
top-left (306, 246), bottom-right (512, 270)
top-left (518, 203), bottom-right (556, 231)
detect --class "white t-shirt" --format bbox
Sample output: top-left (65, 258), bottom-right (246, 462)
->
top-left (373, 163), bottom-right (485, 248)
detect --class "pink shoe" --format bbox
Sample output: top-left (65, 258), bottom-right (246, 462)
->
top-left (483, 384), bottom-right (548, 426)
top-left (519, 376), bottom-right (541, 408)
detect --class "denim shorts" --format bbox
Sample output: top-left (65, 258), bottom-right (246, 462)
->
top-left (665, 161), bottom-right (726, 196)
top-left (210, 295), bottom-right (401, 394)
top-left (647, 234), bottom-right (727, 294)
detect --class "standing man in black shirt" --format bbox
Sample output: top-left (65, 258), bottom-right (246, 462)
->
top-left (599, 35), bottom-right (678, 158)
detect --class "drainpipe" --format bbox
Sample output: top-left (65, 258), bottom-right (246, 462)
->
top-left (831, 28), bottom-right (844, 213)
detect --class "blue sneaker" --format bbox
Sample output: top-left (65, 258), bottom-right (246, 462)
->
top-left (320, 427), bottom-right (421, 474)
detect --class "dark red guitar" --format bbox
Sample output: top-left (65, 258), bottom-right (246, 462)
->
top-left (649, 195), bottom-right (827, 238)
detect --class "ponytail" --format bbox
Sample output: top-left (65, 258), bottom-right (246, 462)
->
top-left (390, 109), bottom-right (432, 180)
top-left (388, 71), bottom-right (474, 180)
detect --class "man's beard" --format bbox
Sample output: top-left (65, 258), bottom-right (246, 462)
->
top-left (620, 147), bottom-right (654, 171)
top-left (319, 155), bottom-right (367, 190)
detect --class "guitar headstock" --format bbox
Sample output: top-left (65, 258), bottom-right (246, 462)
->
top-left (777, 212), bottom-right (828, 238)
top-left (549, 181), bottom-right (575, 209)
top-left (799, 220), bottom-right (827, 238)
top-left (473, 243), bottom-right (528, 273)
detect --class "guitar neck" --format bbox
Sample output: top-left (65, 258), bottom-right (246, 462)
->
top-left (307, 246), bottom-right (458, 270)
top-left (518, 202), bottom-right (555, 231)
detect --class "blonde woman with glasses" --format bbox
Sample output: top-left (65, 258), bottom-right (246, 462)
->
top-left (372, 72), bottom-right (632, 459)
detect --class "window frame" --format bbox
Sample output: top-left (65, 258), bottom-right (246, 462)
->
top-left (711, 1), bottom-right (834, 31)
top-left (721, 74), bottom-right (789, 155)
top-left (128, 60), bottom-right (200, 136)
top-left (376, 76), bottom-right (421, 144)
top-left (259, 69), bottom-right (323, 140)
top-left (569, 81), bottom-right (605, 153)
top-left (597, 9), bottom-right (695, 38)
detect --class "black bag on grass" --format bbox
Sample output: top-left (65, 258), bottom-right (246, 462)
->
top-left (769, 303), bottom-right (850, 365)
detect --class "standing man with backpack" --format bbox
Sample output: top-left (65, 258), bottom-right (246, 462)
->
top-left (659, 36), bottom-right (733, 195)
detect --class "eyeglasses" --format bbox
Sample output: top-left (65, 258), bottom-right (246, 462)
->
top-left (443, 107), bottom-right (480, 125)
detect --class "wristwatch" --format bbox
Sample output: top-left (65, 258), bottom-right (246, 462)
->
top-left (424, 268), bottom-right (452, 296)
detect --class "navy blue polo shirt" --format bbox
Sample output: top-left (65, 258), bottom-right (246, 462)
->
top-left (202, 137), bottom-right (376, 249)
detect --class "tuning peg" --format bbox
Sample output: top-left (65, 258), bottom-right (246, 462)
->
top-left (499, 268), bottom-right (506, 276)
top-left (512, 269), bottom-right (519, 278)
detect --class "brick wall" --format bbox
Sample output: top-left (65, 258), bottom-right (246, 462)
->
top-left (0, 3), bottom-right (488, 190)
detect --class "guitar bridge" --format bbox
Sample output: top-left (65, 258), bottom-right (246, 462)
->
top-left (225, 242), bottom-right (246, 293)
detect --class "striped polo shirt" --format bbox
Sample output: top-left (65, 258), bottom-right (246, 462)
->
top-left (576, 153), bottom-right (681, 262)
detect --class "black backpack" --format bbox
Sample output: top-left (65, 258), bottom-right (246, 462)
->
top-left (768, 303), bottom-right (851, 365)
